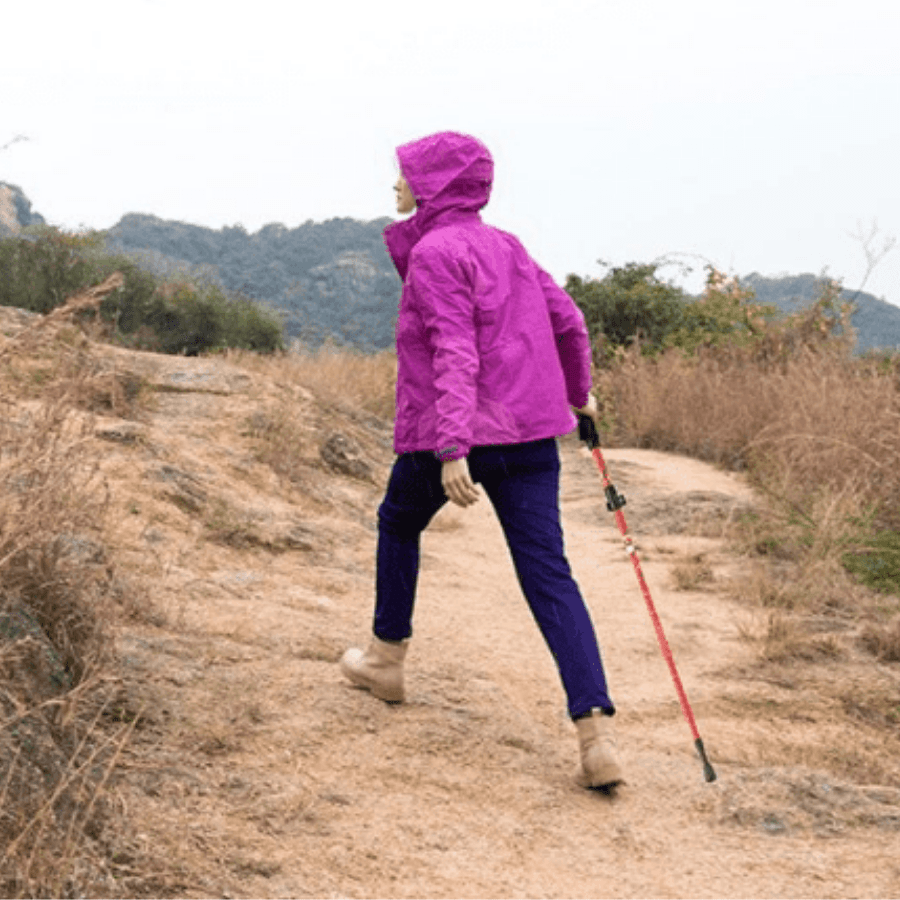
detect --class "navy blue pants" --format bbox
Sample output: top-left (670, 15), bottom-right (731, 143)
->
top-left (374, 436), bottom-right (615, 721)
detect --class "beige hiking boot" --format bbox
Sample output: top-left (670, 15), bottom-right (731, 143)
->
top-left (575, 709), bottom-right (625, 789)
top-left (339, 636), bottom-right (409, 703)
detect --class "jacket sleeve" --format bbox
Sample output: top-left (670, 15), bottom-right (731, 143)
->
top-left (534, 264), bottom-right (593, 409)
top-left (407, 244), bottom-right (478, 461)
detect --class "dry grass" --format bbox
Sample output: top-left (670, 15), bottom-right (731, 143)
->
top-left (745, 612), bottom-right (846, 663)
top-left (4, 274), bottom-right (900, 890)
top-left (593, 299), bottom-right (900, 789)
top-left (670, 553), bottom-right (715, 591)
top-left (223, 343), bottom-right (396, 510)
top-left (223, 339), bottom-right (398, 422)
top-left (860, 617), bottom-right (900, 662)
top-left (598, 325), bottom-right (900, 631)
top-left (0, 393), bottom-right (131, 896)
top-left (600, 343), bottom-right (900, 526)
top-left (0, 283), bottom-right (153, 896)
top-left (243, 402), bottom-right (320, 487)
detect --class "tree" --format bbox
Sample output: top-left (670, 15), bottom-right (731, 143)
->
top-left (564, 262), bottom-right (687, 358)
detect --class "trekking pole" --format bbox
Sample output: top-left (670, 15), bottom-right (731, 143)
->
top-left (578, 414), bottom-right (717, 783)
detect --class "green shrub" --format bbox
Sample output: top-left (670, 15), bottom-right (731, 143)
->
top-left (843, 531), bottom-right (900, 596)
top-left (565, 262), bottom-right (687, 358)
top-left (663, 269), bottom-right (781, 355)
top-left (564, 263), bottom-right (847, 364)
top-left (0, 227), bottom-right (103, 313)
top-left (135, 283), bottom-right (283, 355)
top-left (0, 227), bottom-right (285, 355)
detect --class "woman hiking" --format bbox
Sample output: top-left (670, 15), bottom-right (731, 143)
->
top-left (340, 131), bottom-right (624, 790)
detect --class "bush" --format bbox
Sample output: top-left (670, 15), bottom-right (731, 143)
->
top-left (0, 227), bottom-right (103, 314)
top-left (127, 282), bottom-right (284, 355)
top-left (564, 262), bottom-right (687, 359)
top-left (0, 227), bottom-right (285, 355)
top-left (565, 263), bottom-right (852, 365)
top-left (663, 269), bottom-right (781, 355)
top-left (591, 269), bottom-right (900, 597)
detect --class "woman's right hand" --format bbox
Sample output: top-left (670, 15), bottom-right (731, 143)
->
top-left (573, 391), bottom-right (601, 426)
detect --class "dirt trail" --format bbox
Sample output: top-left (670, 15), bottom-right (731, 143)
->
top-left (93, 350), bottom-right (900, 899)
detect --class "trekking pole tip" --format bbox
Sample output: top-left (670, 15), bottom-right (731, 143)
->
top-left (695, 738), bottom-right (717, 782)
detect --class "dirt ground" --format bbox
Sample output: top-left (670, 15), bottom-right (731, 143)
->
top-left (71, 346), bottom-right (900, 898)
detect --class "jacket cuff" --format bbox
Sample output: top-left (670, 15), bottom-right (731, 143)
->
top-left (435, 445), bottom-right (468, 462)
top-left (571, 391), bottom-right (591, 409)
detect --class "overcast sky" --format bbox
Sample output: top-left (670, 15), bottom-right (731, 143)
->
top-left (3, 0), bottom-right (899, 304)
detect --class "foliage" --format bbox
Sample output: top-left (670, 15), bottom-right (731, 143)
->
top-left (7, 182), bottom-right (900, 355)
top-left (0, 227), bottom-right (285, 354)
top-left (115, 281), bottom-right (284, 355)
top-left (661, 269), bottom-right (781, 355)
top-left (564, 262), bottom-right (688, 359)
top-left (106, 213), bottom-right (401, 351)
top-left (563, 262), bottom-right (857, 365)
top-left (591, 268), bottom-right (900, 601)
top-left (842, 530), bottom-right (900, 596)
top-left (744, 272), bottom-right (900, 354)
top-left (0, 227), bottom-right (104, 313)
top-left (565, 262), bottom-right (899, 366)
top-left (73, 208), bottom-right (900, 356)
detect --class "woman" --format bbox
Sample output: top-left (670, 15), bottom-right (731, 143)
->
top-left (340, 131), bottom-right (624, 790)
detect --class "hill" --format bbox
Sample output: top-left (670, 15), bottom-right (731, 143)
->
top-left (1, 304), bottom-right (898, 896)
top-left (5, 184), bottom-right (899, 354)
top-left (107, 214), bottom-right (900, 355)
top-left (105, 213), bottom-right (402, 351)
top-left (742, 271), bottom-right (900, 354)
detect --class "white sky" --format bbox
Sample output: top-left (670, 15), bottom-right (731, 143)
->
top-left (3, 0), bottom-right (899, 304)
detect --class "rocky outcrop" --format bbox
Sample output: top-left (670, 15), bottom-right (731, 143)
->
top-left (308, 250), bottom-right (382, 297)
top-left (0, 182), bottom-right (46, 236)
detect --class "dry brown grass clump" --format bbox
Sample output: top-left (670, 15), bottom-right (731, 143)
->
top-left (224, 339), bottom-right (397, 422)
top-left (0, 394), bottom-right (131, 896)
top-left (223, 342), bottom-right (396, 502)
top-left (0, 272), bottom-right (149, 420)
top-left (860, 616), bottom-right (900, 662)
top-left (600, 342), bottom-right (900, 527)
top-left (597, 281), bottom-right (900, 583)
top-left (0, 278), bottom-right (148, 897)
top-left (593, 277), bottom-right (900, 728)
top-left (670, 553), bottom-right (715, 591)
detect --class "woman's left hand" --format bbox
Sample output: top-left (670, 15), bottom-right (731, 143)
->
top-left (442, 457), bottom-right (480, 508)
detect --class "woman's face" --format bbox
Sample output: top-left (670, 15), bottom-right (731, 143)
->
top-left (394, 173), bottom-right (416, 215)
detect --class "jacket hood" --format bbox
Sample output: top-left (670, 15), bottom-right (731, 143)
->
top-left (383, 131), bottom-right (494, 279)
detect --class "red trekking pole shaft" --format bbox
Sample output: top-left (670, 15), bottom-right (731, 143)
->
top-left (578, 415), bottom-right (717, 782)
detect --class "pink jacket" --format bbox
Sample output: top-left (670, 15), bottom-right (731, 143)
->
top-left (383, 131), bottom-right (592, 462)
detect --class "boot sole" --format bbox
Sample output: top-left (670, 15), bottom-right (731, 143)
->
top-left (577, 768), bottom-right (626, 791)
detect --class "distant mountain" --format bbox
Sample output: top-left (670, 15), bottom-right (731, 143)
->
top-left (5, 183), bottom-right (899, 355)
top-left (742, 272), bottom-right (900, 354)
top-left (0, 182), bottom-right (46, 236)
top-left (106, 216), bottom-right (900, 355)
top-left (105, 213), bottom-right (402, 352)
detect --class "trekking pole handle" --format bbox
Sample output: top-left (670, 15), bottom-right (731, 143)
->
top-left (577, 413), bottom-right (600, 450)
top-left (577, 415), bottom-right (626, 511)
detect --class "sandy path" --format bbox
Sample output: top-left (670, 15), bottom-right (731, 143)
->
top-left (101, 353), bottom-right (900, 899)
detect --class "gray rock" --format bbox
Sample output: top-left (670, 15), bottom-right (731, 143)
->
top-left (319, 433), bottom-right (372, 481)
top-left (0, 599), bottom-right (72, 698)
top-left (152, 465), bottom-right (207, 514)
